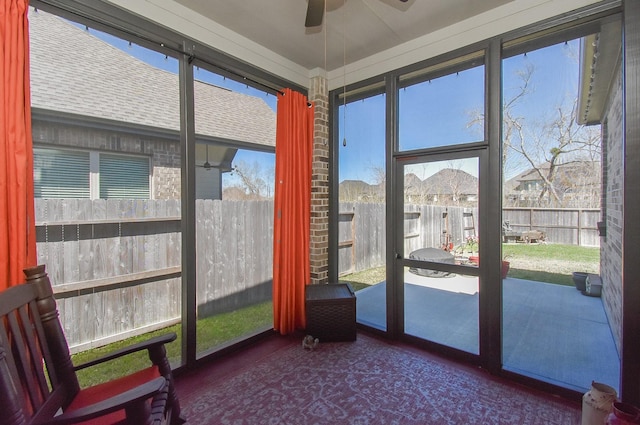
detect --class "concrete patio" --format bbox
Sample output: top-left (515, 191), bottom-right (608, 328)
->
top-left (355, 270), bottom-right (620, 393)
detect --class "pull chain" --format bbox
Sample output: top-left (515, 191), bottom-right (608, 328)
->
top-left (342, 0), bottom-right (347, 147)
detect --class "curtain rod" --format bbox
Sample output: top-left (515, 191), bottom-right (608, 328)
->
top-left (32, 4), bottom-right (286, 96)
top-left (184, 51), bottom-right (285, 96)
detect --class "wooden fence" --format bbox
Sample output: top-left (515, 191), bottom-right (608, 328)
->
top-left (502, 207), bottom-right (600, 247)
top-left (338, 204), bottom-right (600, 276)
top-left (338, 203), bottom-right (386, 275)
top-left (194, 200), bottom-right (273, 319)
top-left (35, 199), bottom-right (599, 351)
top-left (35, 199), bottom-right (272, 352)
top-left (338, 203), bottom-right (477, 276)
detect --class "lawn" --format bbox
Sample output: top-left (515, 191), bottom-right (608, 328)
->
top-left (73, 301), bottom-right (272, 388)
top-left (73, 243), bottom-right (598, 387)
top-left (339, 243), bottom-right (600, 288)
top-left (339, 266), bottom-right (386, 291)
top-left (503, 243), bottom-right (599, 286)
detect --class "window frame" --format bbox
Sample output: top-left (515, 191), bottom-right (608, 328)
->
top-left (33, 146), bottom-right (151, 200)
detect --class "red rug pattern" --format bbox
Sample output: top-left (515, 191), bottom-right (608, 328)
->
top-left (180, 335), bottom-right (580, 424)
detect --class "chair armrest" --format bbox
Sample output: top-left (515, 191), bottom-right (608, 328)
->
top-left (74, 333), bottom-right (176, 371)
top-left (35, 376), bottom-right (167, 425)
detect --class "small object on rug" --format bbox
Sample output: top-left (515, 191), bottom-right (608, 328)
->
top-left (179, 334), bottom-right (581, 424)
top-left (302, 335), bottom-right (319, 350)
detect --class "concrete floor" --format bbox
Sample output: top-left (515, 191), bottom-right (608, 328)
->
top-left (355, 271), bottom-right (620, 393)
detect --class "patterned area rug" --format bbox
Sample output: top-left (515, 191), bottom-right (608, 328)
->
top-left (180, 334), bottom-right (580, 424)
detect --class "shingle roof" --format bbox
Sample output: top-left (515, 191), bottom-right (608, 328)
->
top-left (28, 9), bottom-right (275, 146)
top-left (421, 169), bottom-right (478, 196)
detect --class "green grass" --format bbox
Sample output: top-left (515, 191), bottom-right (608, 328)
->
top-left (502, 243), bottom-right (599, 286)
top-left (73, 301), bottom-right (272, 388)
top-left (339, 266), bottom-right (386, 291)
top-left (337, 244), bottom-right (600, 288)
top-left (502, 243), bottom-right (599, 263)
top-left (195, 301), bottom-right (273, 352)
top-left (72, 244), bottom-right (598, 387)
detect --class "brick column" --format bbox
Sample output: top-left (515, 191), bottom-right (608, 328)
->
top-left (309, 75), bottom-right (329, 284)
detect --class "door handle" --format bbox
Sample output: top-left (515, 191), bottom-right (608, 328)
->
top-left (395, 252), bottom-right (402, 259)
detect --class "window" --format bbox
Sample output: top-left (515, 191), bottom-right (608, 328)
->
top-left (193, 65), bottom-right (276, 358)
top-left (34, 147), bottom-right (90, 198)
top-left (337, 91), bottom-right (387, 332)
top-left (501, 37), bottom-right (614, 393)
top-left (398, 55), bottom-right (485, 151)
top-left (33, 147), bottom-right (150, 199)
top-left (99, 153), bottom-right (150, 199)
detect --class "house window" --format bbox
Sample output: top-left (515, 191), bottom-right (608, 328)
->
top-left (33, 147), bottom-right (150, 199)
top-left (34, 147), bottom-right (90, 198)
top-left (99, 153), bottom-right (150, 199)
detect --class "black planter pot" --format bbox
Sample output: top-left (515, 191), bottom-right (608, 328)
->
top-left (572, 272), bottom-right (588, 291)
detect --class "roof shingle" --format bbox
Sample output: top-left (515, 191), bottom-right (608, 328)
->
top-left (29, 9), bottom-right (275, 146)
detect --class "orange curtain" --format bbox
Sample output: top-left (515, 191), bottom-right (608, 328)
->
top-left (1, 0), bottom-right (36, 290)
top-left (273, 88), bottom-right (314, 335)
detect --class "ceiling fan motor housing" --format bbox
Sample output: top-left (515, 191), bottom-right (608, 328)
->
top-left (305, 0), bottom-right (409, 28)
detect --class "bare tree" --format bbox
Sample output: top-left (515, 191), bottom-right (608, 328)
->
top-left (369, 165), bottom-right (386, 202)
top-left (509, 99), bottom-right (601, 206)
top-left (469, 62), bottom-right (601, 208)
top-left (226, 160), bottom-right (273, 200)
top-left (442, 162), bottom-right (477, 207)
top-left (468, 64), bottom-right (535, 178)
top-left (502, 64), bottom-right (535, 178)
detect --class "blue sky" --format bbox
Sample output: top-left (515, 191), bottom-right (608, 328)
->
top-left (338, 39), bottom-right (582, 184)
top-left (85, 21), bottom-right (583, 186)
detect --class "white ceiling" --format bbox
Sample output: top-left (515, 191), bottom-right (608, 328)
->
top-left (172, 0), bottom-right (512, 72)
top-left (108, 0), bottom-right (603, 89)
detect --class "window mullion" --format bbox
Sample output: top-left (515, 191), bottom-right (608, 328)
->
top-left (90, 151), bottom-right (100, 200)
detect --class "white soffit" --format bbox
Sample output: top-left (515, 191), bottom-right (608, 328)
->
top-left (106, 0), bottom-right (311, 87)
top-left (329, 0), bottom-right (604, 90)
top-left (106, 0), bottom-right (603, 90)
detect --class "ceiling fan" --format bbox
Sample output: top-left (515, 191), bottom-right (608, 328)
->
top-left (305, 0), bottom-right (409, 27)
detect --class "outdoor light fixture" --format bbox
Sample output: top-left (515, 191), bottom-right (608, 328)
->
top-left (203, 145), bottom-right (211, 170)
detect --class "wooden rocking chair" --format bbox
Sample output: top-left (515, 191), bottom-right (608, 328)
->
top-left (0, 265), bottom-right (185, 425)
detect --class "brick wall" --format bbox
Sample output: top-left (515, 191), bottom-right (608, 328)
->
top-left (600, 64), bottom-right (623, 355)
top-left (32, 120), bottom-right (181, 200)
top-left (309, 76), bottom-right (329, 284)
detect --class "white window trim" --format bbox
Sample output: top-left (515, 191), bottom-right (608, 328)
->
top-left (90, 151), bottom-right (100, 199)
top-left (34, 146), bottom-right (151, 200)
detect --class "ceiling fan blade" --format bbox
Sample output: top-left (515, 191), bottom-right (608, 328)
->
top-left (305, 0), bottom-right (325, 28)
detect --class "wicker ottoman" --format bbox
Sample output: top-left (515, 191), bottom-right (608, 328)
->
top-left (305, 283), bottom-right (356, 342)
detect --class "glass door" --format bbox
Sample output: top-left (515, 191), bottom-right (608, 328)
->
top-left (396, 154), bottom-right (481, 354)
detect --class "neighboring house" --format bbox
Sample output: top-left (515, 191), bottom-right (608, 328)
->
top-left (29, 9), bottom-right (276, 201)
top-left (504, 161), bottom-right (601, 208)
top-left (419, 168), bottom-right (478, 204)
top-left (403, 169), bottom-right (478, 205)
top-left (339, 168), bottom-right (478, 205)
top-left (339, 179), bottom-right (384, 202)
